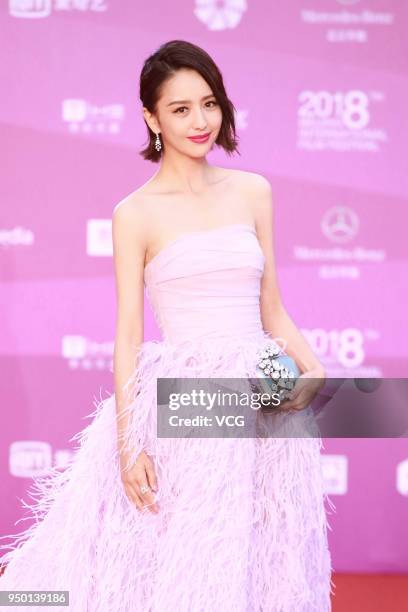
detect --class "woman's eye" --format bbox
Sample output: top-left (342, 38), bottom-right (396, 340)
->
top-left (174, 101), bottom-right (218, 114)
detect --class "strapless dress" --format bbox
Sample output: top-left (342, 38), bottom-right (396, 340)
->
top-left (0, 224), bottom-right (334, 611)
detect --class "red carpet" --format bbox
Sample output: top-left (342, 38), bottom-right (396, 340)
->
top-left (332, 574), bottom-right (408, 611)
top-left (2, 565), bottom-right (408, 609)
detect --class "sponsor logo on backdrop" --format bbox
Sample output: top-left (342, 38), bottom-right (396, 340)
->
top-left (194, 0), bottom-right (247, 31)
top-left (294, 205), bottom-right (386, 280)
top-left (0, 227), bottom-right (34, 247)
top-left (300, 1), bottom-right (394, 44)
top-left (295, 202), bottom-right (385, 376)
top-left (9, 0), bottom-right (107, 18)
top-left (87, 219), bottom-right (112, 256)
top-left (336, 0), bottom-right (360, 5)
top-left (62, 334), bottom-right (113, 371)
top-left (397, 459), bottom-right (408, 496)
top-left (62, 99), bottom-right (124, 135)
top-left (301, 326), bottom-right (381, 378)
top-left (9, 441), bottom-right (74, 477)
top-left (320, 206), bottom-right (359, 244)
top-left (297, 89), bottom-right (387, 152)
top-left (236, 109), bottom-right (249, 130)
top-left (322, 454), bottom-right (348, 495)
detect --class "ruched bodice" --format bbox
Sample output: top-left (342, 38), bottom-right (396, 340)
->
top-left (144, 224), bottom-right (266, 344)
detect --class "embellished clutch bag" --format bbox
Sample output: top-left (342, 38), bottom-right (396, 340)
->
top-left (251, 339), bottom-right (300, 409)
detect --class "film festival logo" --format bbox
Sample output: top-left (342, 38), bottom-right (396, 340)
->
top-left (297, 88), bottom-right (387, 151)
top-left (194, 0), bottom-right (247, 31)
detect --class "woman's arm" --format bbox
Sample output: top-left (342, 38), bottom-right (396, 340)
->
top-left (112, 198), bottom-right (146, 448)
top-left (252, 176), bottom-right (325, 377)
top-left (111, 198), bottom-right (159, 513)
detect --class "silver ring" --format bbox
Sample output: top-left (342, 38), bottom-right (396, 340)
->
top-left (140, 485), bottom-right (150, 495)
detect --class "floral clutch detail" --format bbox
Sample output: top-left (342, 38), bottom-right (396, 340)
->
top-left (252, 339), bottom-right (300, 408)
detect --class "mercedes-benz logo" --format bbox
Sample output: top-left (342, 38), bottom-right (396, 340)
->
top-left (321, 206), bottom-right (359, 243)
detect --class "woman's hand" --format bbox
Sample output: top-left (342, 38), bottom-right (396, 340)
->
top-left (119, 449), bottom-right (159, 514)
top-left (279, 366), bottom-right (326, 413)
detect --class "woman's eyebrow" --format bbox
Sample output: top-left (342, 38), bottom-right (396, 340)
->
top-left (166, 94), bottom-right (215, 107)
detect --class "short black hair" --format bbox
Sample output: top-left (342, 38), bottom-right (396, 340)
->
top-left (139, 40), bottom-right (240, 163)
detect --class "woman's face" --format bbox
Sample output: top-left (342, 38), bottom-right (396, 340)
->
top-left (144, 68), bottom-right (223, 158)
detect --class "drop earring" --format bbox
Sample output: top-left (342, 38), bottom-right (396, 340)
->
top-left (154, 133), bottom-right (162, 152)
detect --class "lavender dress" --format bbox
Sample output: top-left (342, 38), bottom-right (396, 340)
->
top-left (0, 224), bottom-right (334, 611)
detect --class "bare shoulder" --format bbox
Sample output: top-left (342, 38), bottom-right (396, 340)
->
top-left (226, 169), bottom-right (273, 227)
top-left (217, 167), bottom-right (272, 197)
top-left (112, 188), bottom-right (151, 240)
top-left (232, 169), bottom-right (272, 194)
top-left (113, 187), bottom-right (149, 218)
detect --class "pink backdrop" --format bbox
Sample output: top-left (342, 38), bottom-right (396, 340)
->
top-left (1, 0), bottom-right (407, 572)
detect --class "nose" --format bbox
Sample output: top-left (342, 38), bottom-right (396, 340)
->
top-left (192, 106), bottom-right (208, 129)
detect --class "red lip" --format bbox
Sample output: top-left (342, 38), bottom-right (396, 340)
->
top-left (187, 133), bottom-right (211, 142)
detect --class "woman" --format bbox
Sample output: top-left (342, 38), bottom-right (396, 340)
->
top-left (0, 40), bottom-right (334, 611)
